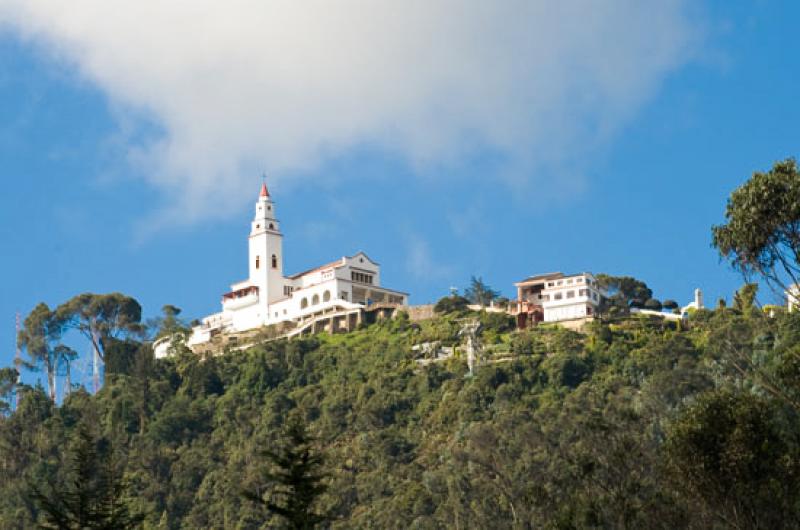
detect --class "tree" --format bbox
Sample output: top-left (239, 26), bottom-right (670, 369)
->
top-left (0, 367), bottom-right (18, 414)
top-left (54, 345), bottom-right (78, 398)
top-left (29, 423), bottom-right (144, 528)
top-left (148, 305), bottom-right (189, 340)
top-left (244, 417), bottom-right (328, 529)
top-left (712, 158), bottom-right (800, 293)
top-left (665, 389), bottom-right (800, 529)
top-left (434, 295), bottom-right (470, 314)
top-left (643, 298), bottom-right (663, 311)
top-left (464, 276), bottom-right (501, 306)
top-left (17, 303), bottom-right (62, 401)
top-left (732, 283), bottom-right (759, 314)
top-left (663, 299), bottom-right (679, 311)
top-left (55, 293), bottom-right (144, 364)
top-left (596, 274), bottom-right (653, 315)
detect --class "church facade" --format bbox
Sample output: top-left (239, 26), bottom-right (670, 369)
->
top-left (185, 182), bottom-right (408, 349)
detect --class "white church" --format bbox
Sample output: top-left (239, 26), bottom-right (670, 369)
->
top-left (164, 182), bottom-right (408, 354)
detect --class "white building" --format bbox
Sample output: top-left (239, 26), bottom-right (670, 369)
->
top-left (681, 288), bottom-right (704, 313)
top-left (170, 182), bottom-right (407, 353)
top-left (788, 284), bottom-right (800, 312)
top-left (513, 272), bottom-right (605, 327)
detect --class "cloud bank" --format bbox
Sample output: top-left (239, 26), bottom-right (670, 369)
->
top-left (0, 1), bottom-right (700, 225)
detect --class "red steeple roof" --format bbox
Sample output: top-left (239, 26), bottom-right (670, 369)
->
top-left (259, 181), bottom-right (270, 198)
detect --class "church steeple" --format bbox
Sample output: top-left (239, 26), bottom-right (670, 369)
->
top-left (252, 180), bottom-right (280, 235)
top-left (249, 177), bottom-right (284, 306)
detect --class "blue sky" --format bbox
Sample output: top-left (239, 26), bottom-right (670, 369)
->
top-left (1, 1), bottom-right (798, 391)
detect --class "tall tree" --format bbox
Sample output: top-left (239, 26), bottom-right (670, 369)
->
top-left (55, 293), bottom-right (143, 389)
top-left (244, 417), bottom-right (328, 529)
top-left (17, 303), bottom-right (62, 401)
top-left (464, 276), bottom-right (501, 306)
top-left (29, 423), bottom-right (144, 528)
top-left (712, 158), bottom-right (800, 293)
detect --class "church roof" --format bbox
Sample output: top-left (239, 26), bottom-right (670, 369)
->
top-left (260, 182), bottom-right (270, 198)
top-left (288, 258), bottom-right (345, 280)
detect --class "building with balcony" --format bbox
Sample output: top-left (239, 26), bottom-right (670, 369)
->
top-left (512, 272), bottom-right (605, 329)
top-left (160, 182), bottom-right (408, 355)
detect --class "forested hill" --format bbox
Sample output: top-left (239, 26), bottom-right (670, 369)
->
top-left (1, 303), bottom-right (800, 529)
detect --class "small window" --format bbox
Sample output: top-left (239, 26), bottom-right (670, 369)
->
top-left (557, 280), bottom-right (563, 286)
top-left (566, 279), bottom-right (573, 284)
top-left (576, 278), bottom-right (583, 283)
top-left (312, 294), bottom-right (320, 305)
top-left (301, 298), bottom-right (308, 309)
top-left (271, 254), bottom-right (277, 268)
top-left (267, 205), bottom-right (271, 210)
top-left (269, 223), bottom-right (274, 229)
top-left (323, 290), bottom-right (331, 302)
top-left (256, 224), bottom-right (260, 229)
top-left (274, 312), bottom-right (278, 318)
top-left (255, 256), bottom-right (260, 269)
top-left (566, 291), bottom-right (575, 298)
top-left (554, 293), bottom-right (563, 300)
top-left (587, 306), bottom-right (593, 315)
top-left (341, 292), bottom-right (348, 301)
top-left (579, 289), bottom-right (588, 296)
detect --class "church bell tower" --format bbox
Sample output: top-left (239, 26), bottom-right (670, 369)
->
top-left (249, 181), bottom-right (284, 306)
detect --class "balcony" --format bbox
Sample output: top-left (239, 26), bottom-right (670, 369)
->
top-left (222, 285), bottom-right (259, 310)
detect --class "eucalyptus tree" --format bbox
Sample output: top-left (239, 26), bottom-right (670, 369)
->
top-left (712, 158), bottom-right (800, 293)
top-left (17, 303), bottom-right (63, 401)
top-left (55, 293), bottom-right (144, 387)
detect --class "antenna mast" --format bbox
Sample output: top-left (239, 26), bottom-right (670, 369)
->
top-left (92, 328), bottom-right (100, 394)
top-left (14, 312), bottom-right (21, 410)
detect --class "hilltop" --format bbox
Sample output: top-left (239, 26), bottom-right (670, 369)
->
top-left (2, 303), bottom-right (800, 528)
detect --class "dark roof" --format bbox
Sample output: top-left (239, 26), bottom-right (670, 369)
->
top-left (514, 272), bottom-right (565, 285)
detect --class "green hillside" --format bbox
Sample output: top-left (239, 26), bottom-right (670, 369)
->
top-left (2, 304), bottom-right (800, 529)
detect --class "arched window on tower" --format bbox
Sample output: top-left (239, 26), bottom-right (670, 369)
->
top-left (255, 256), bottom-right (260, 269)
top-left (269, 223), bottom-right (274, 230)
top-left (271, 254), bottom-right (277, 268)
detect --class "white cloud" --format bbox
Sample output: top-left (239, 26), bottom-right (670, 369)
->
top-left (0, 1), bottom-right (700, 226)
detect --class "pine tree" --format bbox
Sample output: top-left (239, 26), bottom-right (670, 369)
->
top-left (244, 417), bottom-right (328, 529)
top-left (29, 423), bottom-right (143, 529)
